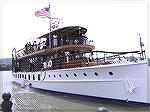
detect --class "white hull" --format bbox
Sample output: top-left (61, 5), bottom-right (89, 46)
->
top-left (12, 61), bottom-right (149, 104)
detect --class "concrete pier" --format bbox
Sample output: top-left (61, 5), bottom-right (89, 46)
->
top-left (11, 91), bottom-right (96, 111)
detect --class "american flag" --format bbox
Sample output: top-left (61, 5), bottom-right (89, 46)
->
top-left (35, 7), bottom-right (50, 17)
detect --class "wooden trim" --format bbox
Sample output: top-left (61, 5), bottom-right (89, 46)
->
top-left (17, 44), bottom-right (95, 59)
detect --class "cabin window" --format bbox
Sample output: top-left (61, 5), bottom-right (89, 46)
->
top-left (20, 74), bottom-right (21, 78)
top-left (53, 75), bottom-right (56, 78)
top-left (59, 74), bottom-right (62, 77)
top-left (33, 75), bottom-right (35, 80)
top-left (74, 73), bottom-right (77, 77)
top-left (83, 73), bottom-right (87, 76)
top-left (22, 74), bottom-right (24, 78)
top-left (49, 75), bottom-right (51, 78)
top-left (38, 74), bottom-right (40, 81)
top-left (95, 72), bottom-right (98, 76)
top-left (28, 75), bottom-right (30, 80)
top-left (66, 74), bottom-right (69, 77)
top-left (52, 35), bottom-right (58, 47)
top-left (25, 75), bottom-right (26, 79)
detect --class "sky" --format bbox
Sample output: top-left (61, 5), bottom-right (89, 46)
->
top-left (0, 0), bottom-right (149, 58)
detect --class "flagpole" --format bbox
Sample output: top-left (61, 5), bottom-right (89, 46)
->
top-left (139, 34), bottom-right (144, 59)
top-left (49, 4), bottom-right (51, 48)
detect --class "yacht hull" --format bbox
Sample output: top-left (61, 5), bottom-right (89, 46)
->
top-left (12, 62), bottom-right (149, 104)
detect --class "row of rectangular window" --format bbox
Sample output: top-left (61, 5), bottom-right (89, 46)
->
top-left (16, 74), bottom-right (40, 80)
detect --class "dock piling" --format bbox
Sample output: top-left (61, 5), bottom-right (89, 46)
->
top-left (0, 92), bottom-right (13, 112)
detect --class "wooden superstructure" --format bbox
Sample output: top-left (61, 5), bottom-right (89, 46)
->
top-left (12, 26), bottom-right (95, 72)
top-left (12, 26), bottom-right (144, 73)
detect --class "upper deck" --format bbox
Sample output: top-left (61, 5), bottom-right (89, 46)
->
top-left (14, 26), bottom-right (94, 59)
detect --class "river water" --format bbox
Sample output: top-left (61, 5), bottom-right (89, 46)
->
top-left (0, 70), bottom-right (150, 112)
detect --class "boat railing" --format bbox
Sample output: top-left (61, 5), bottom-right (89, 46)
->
top-left (14, 37), bottom-right (91, 59)
top-left (12, 49), bottom-right (146, 72)
top-left (14, 41), bottom-right (46, 58)
top-left (45, 51), bottom-right (147, 69)
top-left (92, 50), bottom-right (146, 66)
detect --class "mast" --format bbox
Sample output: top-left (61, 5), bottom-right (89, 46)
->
top-left (47, 4), bottom-right (62, 48)
top-left (48, 4), bottom-right (51, 48)
top-left (139, 34), bottom-right (144, 59)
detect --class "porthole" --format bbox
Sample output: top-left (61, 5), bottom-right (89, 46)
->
top-left (49, 75), bottom-right (51, 77)
top-left (53, 75), bottom-right (56, 78)
top-left (74, 73), bottom-right (77, 77)
top-left (109, 72), bottom-right (113, 76)
top-left (83, 73), bottom-right (87, 76)
top-left (59, 74), bottom-right (62, 77)
top-left (95, 72), bottom-right (98, 76)
top-left (66, 74), bottom-right (69, 77)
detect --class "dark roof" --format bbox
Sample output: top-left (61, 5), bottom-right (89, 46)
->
top-left (38, 26), bottom-right (87, 39)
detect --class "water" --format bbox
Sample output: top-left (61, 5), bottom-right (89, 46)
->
top-left (0, 70), bottom-right (150, 112)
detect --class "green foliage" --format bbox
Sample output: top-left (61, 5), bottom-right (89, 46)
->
top-left (0, 64), bottom-right (12, 71)
top-left (0, 58), bottom-right (12, 71)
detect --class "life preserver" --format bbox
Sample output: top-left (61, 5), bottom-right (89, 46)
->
top-left (48, 60), bottom-right (52, 68)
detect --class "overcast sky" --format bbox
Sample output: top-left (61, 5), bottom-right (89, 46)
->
top-left (0, 0), bottom-right (149, 58)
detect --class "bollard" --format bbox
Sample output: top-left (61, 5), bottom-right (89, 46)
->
top-left (96, 107), bottom-right (109, 112)
top-left (0, 92), bottom-right (13, 112)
